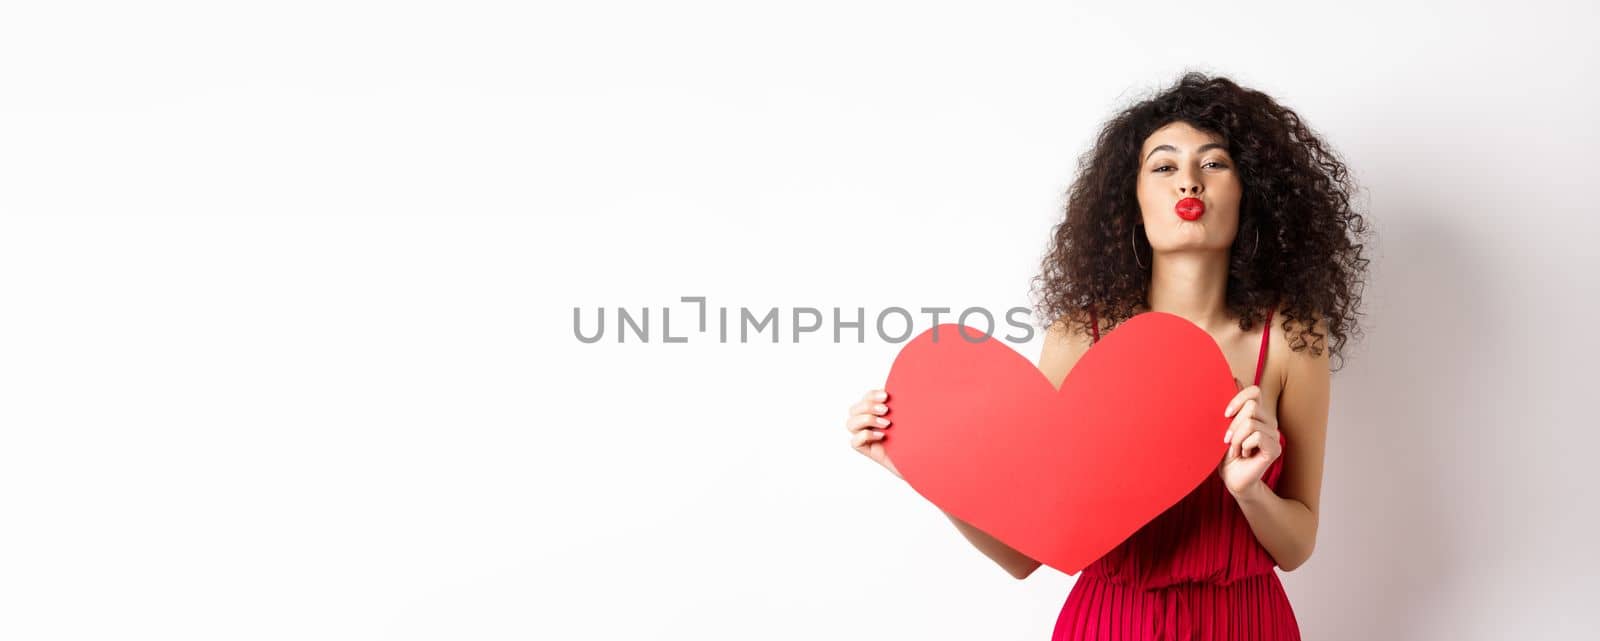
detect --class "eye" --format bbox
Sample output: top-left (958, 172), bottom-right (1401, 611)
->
top-left (1153, 162), bottom-right (1228, 173)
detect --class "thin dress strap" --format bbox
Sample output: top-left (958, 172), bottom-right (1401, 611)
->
top-left (1252, 308), bottom-right (1274, 387)
top-left (1088, 307), bottom-right (1100, 344)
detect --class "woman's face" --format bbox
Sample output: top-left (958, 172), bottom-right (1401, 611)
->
top-left (1134, 121), bottom-right (1243, 256)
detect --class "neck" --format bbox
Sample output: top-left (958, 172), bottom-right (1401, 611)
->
top-left (1147, 249), bottom-right (1233, 333)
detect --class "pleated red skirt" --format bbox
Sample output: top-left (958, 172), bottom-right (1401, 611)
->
top-left (1054, 308), bottom-right (1300, 640)
top-left (1052, 566), bottom-right (1300, 641)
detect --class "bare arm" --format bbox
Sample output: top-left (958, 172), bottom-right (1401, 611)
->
top-left (942, 315), bottom-right (1092, 580)
top-left (942, 509), bottom-right (1042, 579)
top-left (1235, 316), bottom-right (1329, 571)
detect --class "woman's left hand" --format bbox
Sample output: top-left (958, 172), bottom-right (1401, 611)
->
top-left (1217, 378), bottom-right (1282, 497)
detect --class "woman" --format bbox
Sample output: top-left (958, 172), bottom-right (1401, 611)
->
top-left (844, 72), bottom-right (1371, 640)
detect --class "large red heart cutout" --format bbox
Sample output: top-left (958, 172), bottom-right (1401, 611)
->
top-left (881, 312), bottom-right (1235, 575)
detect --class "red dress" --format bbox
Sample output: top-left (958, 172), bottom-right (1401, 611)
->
top-left (1052, 308), bottom-right (1299, 641)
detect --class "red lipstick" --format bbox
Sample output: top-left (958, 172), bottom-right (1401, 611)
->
top-left (1175, 197), bottom-right (1205, 221)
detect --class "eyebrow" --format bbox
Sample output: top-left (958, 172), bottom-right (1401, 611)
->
top-left (1145, 142), bottom-right (1228, 162)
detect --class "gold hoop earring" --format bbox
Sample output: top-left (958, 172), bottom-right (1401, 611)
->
top-left (1131, 223), bottom-right (1146, 270)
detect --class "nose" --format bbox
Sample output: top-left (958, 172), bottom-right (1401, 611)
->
top-left (1176, 165), bottom-right (1204, 196)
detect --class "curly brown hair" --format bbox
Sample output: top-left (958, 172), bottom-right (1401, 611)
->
top-left (1029, 71), bottom-right (1372, 371)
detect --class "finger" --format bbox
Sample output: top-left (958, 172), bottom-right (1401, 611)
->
top-left (1240, 431), bottom-right (1263, 458)
top-left (1224, 398), bottom-right (1257, 445)
top-left (846, 413), bottom-right (891, 434)
top-left (1229, 414), bottom-right (1259, 460)
top-left (1224, 386), bottom-right (1260, 418)
top-left (848, 397), bottom-right (891, 418)
top-left (849, 389), bottom-right (882, 415)
top-left (852, 428), bottom-right (886, 448)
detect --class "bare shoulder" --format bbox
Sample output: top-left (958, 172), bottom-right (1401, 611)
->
top-left (1270, 302), bottom-right (1332, 523)
top-left (1268, 302), bottom-right (1332, 400)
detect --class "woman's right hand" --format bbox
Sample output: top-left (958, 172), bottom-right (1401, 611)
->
top-left (846, 388), bottom-right (902, 479)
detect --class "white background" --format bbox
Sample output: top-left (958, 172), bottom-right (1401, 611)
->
top-left (3, 1), bottom-right (1597, 639)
